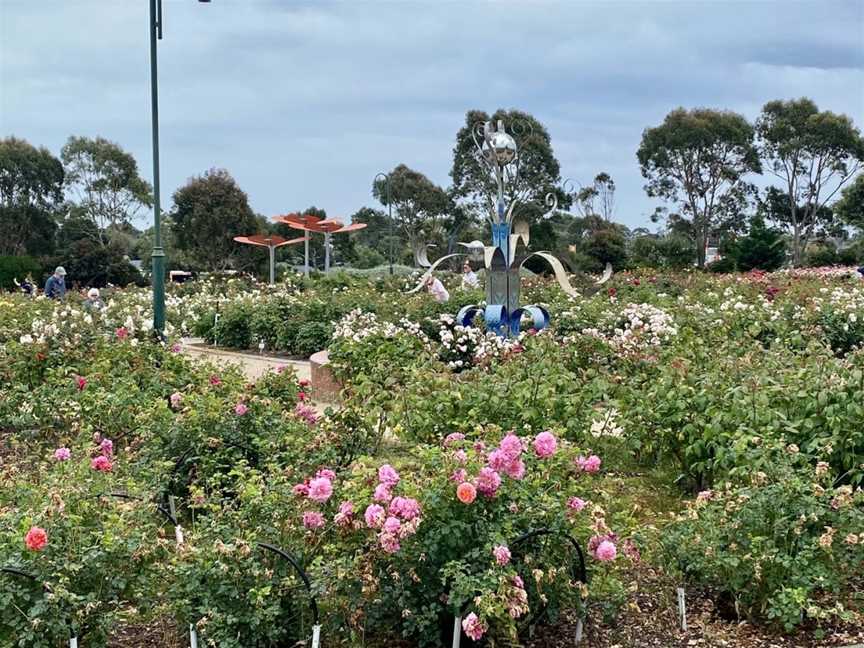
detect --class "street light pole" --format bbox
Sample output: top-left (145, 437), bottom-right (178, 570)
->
top-left (149, 0), bottom-right (165, 334)
top-left (374, 172), bottom-right (394, 275)
top-left (149, 0), bottom-right (211, 335)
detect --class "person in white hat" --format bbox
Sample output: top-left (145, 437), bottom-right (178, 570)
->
top-left (84, 287), bottom-right (105, 311)
top-left (44, 266), bottom-right (67, 300)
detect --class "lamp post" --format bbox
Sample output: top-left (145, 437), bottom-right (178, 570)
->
top-left (149, 0), bottom-right (210, 334)
top-left (374, 172), bottom-right (394, 275)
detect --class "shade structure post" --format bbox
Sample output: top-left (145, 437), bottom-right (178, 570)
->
top-left (268, 243), bottom-right (275, 285)
top-left (324, 231), bottom-right (331, 273)
top-left (304, 236), bottom-right (310, 277)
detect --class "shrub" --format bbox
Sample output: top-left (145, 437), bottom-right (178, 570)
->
top-left (0, 255), bottom-right (42, 291)
top-left (663, 459), bottom-right (864, 631)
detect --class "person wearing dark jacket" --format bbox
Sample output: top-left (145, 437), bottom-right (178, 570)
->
top-left (44, 266), bottom-right (67, 300)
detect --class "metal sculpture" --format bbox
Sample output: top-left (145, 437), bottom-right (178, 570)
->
top-left (408, 119), bottom-right (612, 336)
top-left (233, 234), bottom-right (308, 285)
top-left (273, 213), bottom-right (367, 276)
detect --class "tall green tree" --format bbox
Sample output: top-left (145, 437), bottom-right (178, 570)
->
top-left (728, 216), bottom-right (787, 271)
top-left (61, 136), bottom-right (152, 240)
top-left (0, 137), bottom-right (64, 256)
top-left (450, 109), bottom-right (566, 224)
top-left (171, 168), bottom-right (259, 271)
top-left (574, 172), bottom-right (616, 221)
top-left (637, 108), bottom-right (761, 266)
top-left (756, 98), bottom-right (864, 265)
top-left (372, 164), bottom-right (450, 261)
top-left (833, 174), bottom-right (864, 231)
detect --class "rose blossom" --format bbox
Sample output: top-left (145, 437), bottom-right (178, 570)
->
top-left (475, 467), bottom-right (501, 497)
top-left (462, 613), bottom-right (486, 641)
top-left (373, 483), bottom-right (392, 503)
top-left (379, 532), bottom-right (400, 554)
top-left (383, 516), bottom-right (402, 535)
top-left (457, 482), bottom-right (477, 504)
top-left (75, 376), bottom-right (87, 391)
top-left (99, 438), bottom-right (113, 457)
top-left (450, 468), bottom-right (468, 483)
top-left (567, 496), bottom-right (586, 512)
top-left (595, 540), bottom-right (617, 561)
top-left (364, 504), bottom-right (385, 529)
top-left (307, 477), bottom-right (333, 503)
top-left (53, 447), bottom-right (71, 461)
top-left (234, 402), bottom-right (248, 416)
top-left (502, 459), bottom-right (525, 480)
top-left (499, 433), bottom-right (523, 459)
top-left (453, 449), bottom-right (468, 464)
top-left (576, 455), bottom-right (602, 473)
top-left (444, 432), bottom-right (465, 446)
top-left (170, 392), bottom-right (183, 409)
top-left (115, 327), bottom-right (129, 340)
top-left (334, 501), bottom-right (354, 527)
top-left (389, 497), bottom-right (421, 521)
top-left (533, 431), bottom-right (557, 458)
top-left (25, 527), bottom-right (48, 551)
top-left (302, 511), bottom-right (324, 529)
top-left (316, 468), bottom-right (336, 481)
top-left (209, 374), bottom-right (221, 386)
top-left (493, 545), bottom-right (511, 565)
top-left (293, 483), bottom-right (310, 497)
top-left (91, 455), bottom-right (112, 472)
top-left (378, 464), bottom-right (400, 487)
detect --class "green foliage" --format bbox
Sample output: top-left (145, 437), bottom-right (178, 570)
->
top-left (61, 135), bottom-right (152, 233)
top-left (0, 255), bottom-right (42, 290)
top-left (835, 174), bottom-right (864, 230)
top-left (170, 168), bottom-right (260, 271)
top-left (663, 460), bottom-right (864, 631)
top-left (756, 98), bottom-right (864, 265)
top-left (727, 217), bottom-right (786, 271)
top-left (637, 107), bottom-right (761, 266)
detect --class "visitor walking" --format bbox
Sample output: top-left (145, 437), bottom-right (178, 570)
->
top-left (44, 266), bottom-right (67, 300)
top-left (425, 274), bottom-right (450, 303)
top-left (461, 262), bottom-right (479, 289)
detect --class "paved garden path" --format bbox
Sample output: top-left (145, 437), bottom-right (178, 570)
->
top-left (180, 338), bottom-right (335, 413)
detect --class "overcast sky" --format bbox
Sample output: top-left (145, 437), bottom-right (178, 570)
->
top-left (2, 0), bottom-right (862, 231)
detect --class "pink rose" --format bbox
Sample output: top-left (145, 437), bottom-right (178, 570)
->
top-left (302, 511), bottom-right (324, 529)
top-left (533, 431), bottom-right (557, 458)
top-left (383, 516), bottom-right (401, 535)
top-left (170, 392), bottom-right (183, 409)
top-left (75, 376), bottom-right (87, 391)
top-left (316, 468), bottom-right (336, 481)
top-left (234, 402), bottom-right (248, 416)
top-left (577, 455), bottom-right (602, 473)
top-left (595, 540), bottom-right (617, 562)
top-left (307, 477), bottom-right (333, 503)
top-left (364, 504), bottom-right (385, 529)
top-left (99, 438), bottom-right (113, 457)
top-left (443, 432), bottom-right (465, 447)
top-left (453, 449), bottom-right (468, 464)
top-left (378, 532), bottom-right (400, 554)
top-left (377, 464), bottom-right (400, 487)
top-left (476, 467), bottom-right (501, 497)
top-left (115, 327), bottom-right (128, 340)
top-left (334, 500), bottom-right (354, 527)
top-left (293, 483), bottom-right (310, 497)
top-left (53, 447), bottom-right (71, 461)
top-left (91, 455), bottom-right (112, 472)
top-left (567, 497), bottom-right (586, 512)
top-left (493, 545), bottom-right (511, 566)
top-left (499, 433), bottom-right (523, 459)
top-left (209, 374), bottom-right (221, 386)
top-left (462, 613), bottom-right (486, 641)
top-left (389, 496), bottom-right (421, 521)
top-left (25, 527), bottom-right (48, 551)
top-left (373, 483), bottom-right (392, 503)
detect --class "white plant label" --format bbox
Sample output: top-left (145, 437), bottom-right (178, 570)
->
top-left (175, 525), bottom-right (185, 546)
top-left (190, 624), bottom-right (198, 648)
top-left (575, 617), bottom-right (584, 643)
top-left (677, 586), bottom-right (687, 631)
top-left (311, 624), bottom-right (321, 648)
top-left (69, 638), bottom-right (78, 648)
top-left (452, 616), bottom-right (461, 648)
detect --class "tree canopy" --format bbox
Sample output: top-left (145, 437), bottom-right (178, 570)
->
top-left (756, 98), bottom-right (864, 265)
top-left (171, 168), bottom-right (259, 271)
top-left (61, 136), bottom-right (152, 239)
top-left (637, 107), bottom-right (761, 266)
top-left (0, 137), bottom-right (64, 256)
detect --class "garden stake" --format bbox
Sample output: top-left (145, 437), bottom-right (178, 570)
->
top-left (189, 624), bottom-right (198, 648)
top-left (677, 587), bottom-right (687, 631)
top-left (312, 624), bottom-right (321, 648)
top-left (575, 617), bottom-right (584, 643)
top-left (451, 616), bottom-right (462, 648)
top-left (69, 638), bottom-right (78, 648)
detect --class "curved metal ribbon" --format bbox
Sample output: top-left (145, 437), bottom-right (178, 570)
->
top-left (509, 305), bottom-right (550, 334)
top-left (520, 251), bottom-right (581, 299)
top-left (456, 305), bottom-right (484, 327)
top-left (405, 253), bottom-right (467, 294)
